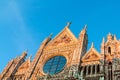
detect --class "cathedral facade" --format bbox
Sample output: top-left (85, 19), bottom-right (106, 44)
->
top-left (1, 23), bottom-right (120, 80)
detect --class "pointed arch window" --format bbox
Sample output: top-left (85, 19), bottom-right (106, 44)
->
top-left (108, 47), bottom-right (111, 54)
top-left (92, 65), bottom-right (95, 74)
top-left (83, 66), bottom-right (86, 76)
top-left (88, 66), bottom-right (91, 75)
top-left (97, 65), bottom-right (100, 73)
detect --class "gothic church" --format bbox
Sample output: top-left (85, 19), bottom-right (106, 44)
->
top-left (1, 23), bottom-right (120, 80)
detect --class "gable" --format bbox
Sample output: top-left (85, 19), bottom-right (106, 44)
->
top-left (18, 59), bottom-right (30, 72)
top-left (46, 27), bottom-right (78, 47)
top-left (82, 48), bottom-right (101, 62)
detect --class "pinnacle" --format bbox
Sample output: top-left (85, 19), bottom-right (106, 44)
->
top-left (114, 35), bottom-right (117, 40)
top-left (91, 42), bottom-right (94, 48)
top-left (108, 32), bottom-right (112, 35)
top-left (84, 24), bottom-right (87, 31)
top-left (102, 37), bottom-right (105, 43)
top-left (65, 22), bottom-right (72, 28)
top-left (49, 33), bottom-right (53, 38)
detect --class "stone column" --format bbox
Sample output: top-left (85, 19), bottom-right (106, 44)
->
top-left (95, 65), bottom-right (97, 74)
top-left (86, 66), bottom-right (89, 75)
top-left (82, 66), bottom-right (85, 76)
top-left (105, 64), bottom-right (108, 80)
top-left (91, 65), bottom-right (93, 75)
top-left (81, 66), bottom-right (84, 75)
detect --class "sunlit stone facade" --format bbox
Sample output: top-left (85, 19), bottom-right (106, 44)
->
top-left (1, 23), bottom-right (120, 80)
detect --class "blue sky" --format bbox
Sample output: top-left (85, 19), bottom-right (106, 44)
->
top-left (0, 0), bottom-right (120, 73)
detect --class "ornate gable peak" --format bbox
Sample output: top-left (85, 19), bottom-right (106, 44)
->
top-left (82, 43), bottom-right (100, 62)
top-left (85, 43), bottom-right (97, 55)
top-left (65, 22), bottom-right (71, 28)
top-left (86, 42), bottom-right (95, 51)
top-left (46, 23), bottom-right (78, 46)
top-left (53, 22), bottom-right (77, 42)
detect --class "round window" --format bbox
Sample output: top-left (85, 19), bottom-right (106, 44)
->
top-left (43, 56), bottom-right (66, 75)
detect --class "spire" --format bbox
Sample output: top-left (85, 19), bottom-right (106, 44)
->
top-left (107, 32), bottom-right (112, 40)
top-left (108, 32), bottom-right (112, 36)
top-left (84, 24), bottom-right (87, 31)
top-left (101, 37), bottom-right (105, 54)
top-left (45, 33), bottom-right (53, 42)
top-left (22, 49), bottom-right (28, 55)
top-left (79, 24), bottom-right (87, 36)
top-left (114, 35), bottom-right (117, 41)
top-left (78, 24), bottom-right (88, 40)
top-left (49, 33), bottom-right (53, 38)
top-left (101, 37), bottom-right (105, 48)
top-left (83, 24), bottom-right (87, 32)
top-left (28, 55), bottom-right (32, 61)
top-left (25, 49), bottom-right (28, 53)
top-left (21, 50), bottom-right (27, 57)
top-left (91, 42), bottom-right (94, 48)
top-left (42, 33), bottom-right (52, 46)
top-left (65, 22), bottom-right (71, 28)
top-left (102, 37), bottom-right (105, 44)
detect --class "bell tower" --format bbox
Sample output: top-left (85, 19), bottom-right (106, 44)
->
top-left (101, 33), bottom-right (120, 57)
top-left (100, 33), bottom-right (120, 80)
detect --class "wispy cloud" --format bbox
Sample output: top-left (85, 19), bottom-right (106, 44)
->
top-left (0, 0), bottom-right (35, 54)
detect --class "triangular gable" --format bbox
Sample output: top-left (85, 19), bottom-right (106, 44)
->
top-left (17, 59), bottom-right (30, 71)
top-left (14, 56), bottom-right (31, 76)
top-left (82, 47), bottom-right (101, 62)
top-left (47, 27), bottom-right (78, 47)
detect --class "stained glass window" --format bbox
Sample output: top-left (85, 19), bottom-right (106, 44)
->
top-left (43, 56), bottom-right (66, 75)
